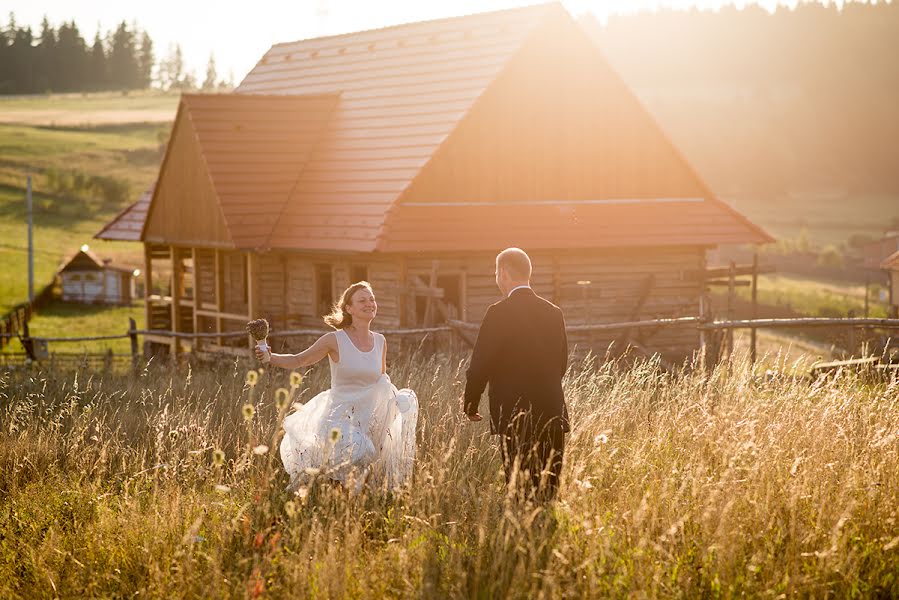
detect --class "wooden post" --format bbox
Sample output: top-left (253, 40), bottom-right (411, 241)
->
top-left (129, 317), bottom-right (139, 371)
top-left (864, 274), bottom-right (870, 319)
top-left (750, 252), bottom-right (758, 365)
top-left (191, 248), bottom-right (200, 353)
top-left (698, 252), bottom-right (708, 368)
top-left (144, 244), bottom-right (153, 331)
top-left (170, 246), bottom-right (181, 357)
top-left (422, 260), bottom-right (439, 327)
top-left (247, 252), bottom-right (260, 352)
top-left (215, 249), bottom-right (224, 346)
top-left (727, 261), bottom-right (736, 361)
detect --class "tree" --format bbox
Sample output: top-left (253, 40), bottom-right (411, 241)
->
top-left (137, 30), bottom-right (154, 88)
top-left (158, 43), bottom-right (184, 91)
top-left (108, 21), bottom-right (138, 89)
top-left (55, 21), bottom-right (89, 91)
top-left (202, 53), bottom-right (217, 90)
top-left (88, 29), bottom-right (106, 89)
top-left (35, 16), bottom-right (57, 91)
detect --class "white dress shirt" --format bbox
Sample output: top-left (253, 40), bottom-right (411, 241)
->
top-left (507, 285), bottom-right (531, 297)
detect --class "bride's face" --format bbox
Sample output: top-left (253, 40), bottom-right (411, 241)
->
top-left (347, 288), bottom-right (377, 322)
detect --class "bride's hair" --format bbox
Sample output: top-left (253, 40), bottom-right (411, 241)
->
top-left (324, 281), bottom-right (374, 329)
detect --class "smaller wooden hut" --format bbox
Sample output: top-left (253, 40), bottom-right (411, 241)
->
top-left (59, 247), bottom-right (135, 305)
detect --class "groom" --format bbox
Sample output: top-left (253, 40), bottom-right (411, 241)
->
top-left (463, 248), bottom-right (569, 501)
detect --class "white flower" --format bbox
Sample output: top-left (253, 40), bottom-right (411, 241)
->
top-left (252, 445), bottom-right (269, 455)
top-left (215, 484), bottom-right (231, 493)
top-left (595, 433), bottom-right (609, 445)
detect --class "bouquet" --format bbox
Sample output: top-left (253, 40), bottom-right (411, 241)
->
top-left (246, 318), bottom-right (271, 363)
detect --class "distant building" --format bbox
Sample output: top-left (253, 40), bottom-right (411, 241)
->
top-left (862, 233), bottom-right (899, 271)
top-left (59, 248), bottom-right (135, 305)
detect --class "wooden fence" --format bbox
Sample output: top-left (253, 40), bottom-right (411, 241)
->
top-left (0, 277), bottom-right (57, 351)
top-left (2, 315), bottom-right (898, 372)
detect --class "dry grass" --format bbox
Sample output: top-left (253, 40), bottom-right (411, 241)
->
top-left (1, 352), bottom-right (897, 598)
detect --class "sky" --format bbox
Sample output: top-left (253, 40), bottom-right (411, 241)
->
top-left (5, 0), bottom-right (852, 85)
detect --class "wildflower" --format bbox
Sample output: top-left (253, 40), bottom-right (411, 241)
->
top-left (574, 478), bottom-right (594, 491)
top-left (246, 370), bottom-right (259, 386)
top-left (215, 484), bottom-right (231, 493)
top-left (284, 500), bottom-right (297, 517)
top-left (275, 388), bottom-right (291, 410)
top-left (295, 487), bottom-right (309, 501)
top-left (330, 427), bottom-right (341, 443)
top-left (242, 404), bottom-right (256, 421)
top-left (290, 371), bottom-right (303, 388)
top-left (252, 444), bottom-right (269, 455)
top-left (212, 449), bottom-right (226, 467)
top-left (257, 368), bottom-right (265, 375)
top-left (595, 433), bottom-right (609, 445)
top-left (304, 467), bottom-right (320, 477)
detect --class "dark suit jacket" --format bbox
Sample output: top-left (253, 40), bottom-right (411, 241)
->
top-left (464, 287), bottom-right (569, 435)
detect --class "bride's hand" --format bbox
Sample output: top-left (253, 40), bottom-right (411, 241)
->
top-left (254, 347), bottom-right (271, 362)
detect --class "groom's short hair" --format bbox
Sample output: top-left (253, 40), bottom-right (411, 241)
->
top-left (496, 247), bottom-right (532, 280)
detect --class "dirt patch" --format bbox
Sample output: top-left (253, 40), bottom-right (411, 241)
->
top-left (0, 109), bottom-right (175, 126)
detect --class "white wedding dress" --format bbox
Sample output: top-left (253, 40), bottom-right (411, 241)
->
top-left (279, 329), bottom-right (418, 490)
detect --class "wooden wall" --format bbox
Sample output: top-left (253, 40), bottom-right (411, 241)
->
top-left (143, 105), bottom-right (232, 247)
top-left (161, 244), bottom-right (705, 362)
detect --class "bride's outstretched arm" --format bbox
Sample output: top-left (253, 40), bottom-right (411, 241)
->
top-left (259, 333), bottom-right (338, 369)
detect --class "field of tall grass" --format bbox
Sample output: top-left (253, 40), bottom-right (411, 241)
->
top-left (1, 350), bottom-right (897, 598)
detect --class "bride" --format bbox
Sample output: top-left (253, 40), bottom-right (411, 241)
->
top-left (256, 281), bottom-right (417, 490)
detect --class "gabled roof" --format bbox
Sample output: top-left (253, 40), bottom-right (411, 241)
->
top-left (883, 249), bottom-right (899, 270)
top-left (241, 3), bottom-right (556, 251)
top-left (126, 2), bottom-right (771, 253)
top-left (95, 186), bottom-right (152, 241)
top-left (142, 93), bottom-right (339, 248)
top-left (59, 249), bottom-right (133, 274)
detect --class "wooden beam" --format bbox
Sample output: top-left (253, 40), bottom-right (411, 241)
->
top-left (684, 263), bottom-right (775, 281)
top-left (246, 252), bottom-right (260, 351)
top-left (143, 244), bottom-right (152, 338)
top-left (170, 245), bottom-right (181, 356)
top-left (192, 247), bottom-right (200, 352)
top-left (215, 249), bottom-right (223, 346)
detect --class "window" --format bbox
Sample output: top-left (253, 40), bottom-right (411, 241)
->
top-left (415, 274), bottom-right (462, 325)
top-left (315, 264), bottom-right (334, 317)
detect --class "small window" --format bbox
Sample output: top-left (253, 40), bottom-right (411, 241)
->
top-left (315, 264), bottom-right (334, 317)
top-left (69, 273), bottom-right (82, 282)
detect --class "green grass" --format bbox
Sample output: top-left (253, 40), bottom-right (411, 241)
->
top-left (2, 299), bottom-right (144, 355)
top-left (718, 273), bottom-right (891, 319)
top-left (0, 354), bottom-right (896, 597)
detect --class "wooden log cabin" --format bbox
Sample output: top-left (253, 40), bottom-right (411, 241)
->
top-left (96, 3), bottom-right (771, 363)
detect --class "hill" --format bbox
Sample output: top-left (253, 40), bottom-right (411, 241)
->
top-left (586, 1), bottom-right (899, 245)
top-left (0, 91), bottom-right (175, 314)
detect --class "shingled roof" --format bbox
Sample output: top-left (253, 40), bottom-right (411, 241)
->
top-left (117, 2), bottom-right (771, 252)
top-left (95, 186), bottom-right (152, 242)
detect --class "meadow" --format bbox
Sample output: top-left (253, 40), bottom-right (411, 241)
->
top-left (0, 119), bottom-right (166, 314)
top-left (1, 352), bottom-right (896, 598)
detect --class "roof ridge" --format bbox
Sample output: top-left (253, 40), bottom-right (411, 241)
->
top-left (268, 2), bottom-right (559, 50)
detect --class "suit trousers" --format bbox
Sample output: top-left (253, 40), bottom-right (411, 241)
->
top-left (499, 419), bottom-right (565, 502)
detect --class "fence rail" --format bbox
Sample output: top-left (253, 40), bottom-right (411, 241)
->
top-left (3, 316), bottom-right (897, 369)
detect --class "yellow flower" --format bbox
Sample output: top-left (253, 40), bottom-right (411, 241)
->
top-left (284, 500), bottom-right (297, 517)
top-left (246, 370), bottom-right (259, 386)
top-left (242, 404), bottom-right (256, 421)
top-left (212, 449), bottom-right (226, 467)
top-left (289, 372), bottom-right (303, 388)
top-left (329, 428), bottom-right (341, 443)
top-left (275, 388), bottom-right (291, 410)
